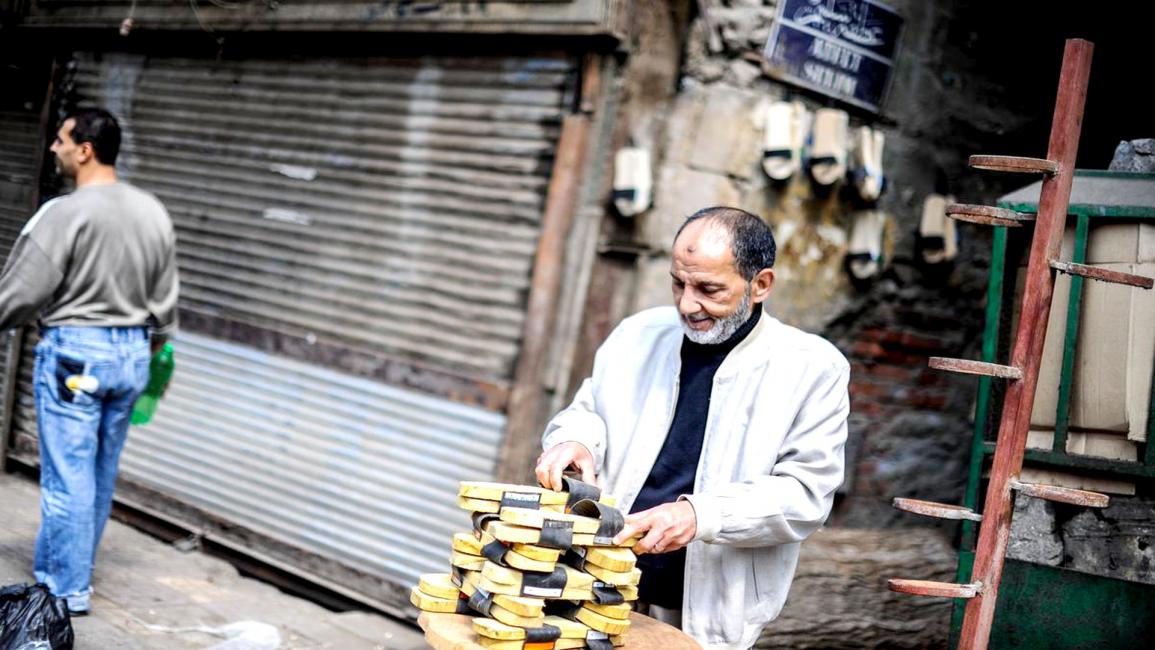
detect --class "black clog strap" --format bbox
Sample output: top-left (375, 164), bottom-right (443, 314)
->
top-left (560, 477), bottom-right (601, 508)
top-left (569, 499), bottom-right (625, 545)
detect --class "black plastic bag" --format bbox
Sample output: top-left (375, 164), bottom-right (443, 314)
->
top-left (0, 583), bottom-right (74, 650)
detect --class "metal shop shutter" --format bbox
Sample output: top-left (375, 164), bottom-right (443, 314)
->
top-left (0, 57), bottom-right (50, 460)
top-left (8, 51), bottom-right (576, 611)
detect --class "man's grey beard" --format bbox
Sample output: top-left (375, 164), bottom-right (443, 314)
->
top-left (682, 285), bottom-right (752, 345)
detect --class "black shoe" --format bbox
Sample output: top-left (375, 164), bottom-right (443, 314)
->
top-left (67, 608), bottom-right (89, 617)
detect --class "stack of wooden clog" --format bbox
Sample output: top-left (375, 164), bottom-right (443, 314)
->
top-left (411, 480), bottom-right (640, 649)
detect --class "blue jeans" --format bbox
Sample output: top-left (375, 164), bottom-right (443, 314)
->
top-left (33, 326), bottom-right (151, 612)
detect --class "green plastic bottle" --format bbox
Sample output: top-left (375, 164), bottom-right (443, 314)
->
top-left (131, 343), bottom-right (175, 425)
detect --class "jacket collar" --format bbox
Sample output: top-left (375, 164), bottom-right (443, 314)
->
top-left (715, 306), bottom-right (776, 379)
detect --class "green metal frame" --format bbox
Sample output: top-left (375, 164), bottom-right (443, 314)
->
top-left (951, 170), bottom-right (1155, 647)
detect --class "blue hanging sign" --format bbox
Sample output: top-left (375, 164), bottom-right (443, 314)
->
top-left (763, 0), bottom-right (904, 113)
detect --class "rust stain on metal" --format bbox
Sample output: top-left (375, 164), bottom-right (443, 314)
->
top-left (887, 579), bottom-right (980, 599)
top-left (892, 498), bottom-right (983, 522)
top-left (928, 357), bottom-right (1023, 380)
top-left (1009, 479), bottom-right (1110, 507)
top-left (1050, 260), bottom-right (1155, 289)
top-left (969, 155), bottom-right (1059, 175)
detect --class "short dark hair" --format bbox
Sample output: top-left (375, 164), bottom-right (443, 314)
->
top-left (675, 206), bottom-right (776, 280)
top-left (65, 109), bottom-right (121, 165)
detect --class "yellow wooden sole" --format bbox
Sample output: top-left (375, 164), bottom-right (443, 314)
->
top-left (480, 531), bottom-right (562, 563)
top-left (450, 551), bottom-right (486, 571)
top-left (452, 532), bottom-right (483, 555)
top-left (505, 548), bottom-right (556, 573)
top-left (583, 601), bottom-right (631, 620)
top-left (459, 571), bottom-right (545, 617)
top-left (499, 508), bottom-right (600, 534)
top-left (575, 606), bottom-right (631, 635)
top-left (478, 575), bottom-right (594, 601)
top-left (584, 564), bottom-right (641, 586)
top-left (489, 522), bottom-right (640, 548)
top-left (417, 573), bottom-right (459, 600)
top-left (459, 481), bottom-right (568, 506)
top-left (576, 546), bottom-right (636, 572)
top-left (475, 614), bottom-right (595, 641)
top-left (482, 563), bottom-right (593, 592)
top-left (459, 496), bottom-right (566, 514)
top-left (409, 587), bottom-right (461, 613)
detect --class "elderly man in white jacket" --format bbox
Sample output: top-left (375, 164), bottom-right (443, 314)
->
top-left (535, 206), bottom-right (850, 649)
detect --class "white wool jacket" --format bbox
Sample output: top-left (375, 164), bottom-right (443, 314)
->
top-left (542, 306), bottom-right (850, 649)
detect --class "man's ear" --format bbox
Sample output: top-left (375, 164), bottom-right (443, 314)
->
top-left (76, 142), bottom-right (95, 165)
top-left (751, 268), bottom-right (775, 304)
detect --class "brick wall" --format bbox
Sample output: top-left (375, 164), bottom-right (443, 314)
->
top-left (825, 263), bottom-right (989, 530)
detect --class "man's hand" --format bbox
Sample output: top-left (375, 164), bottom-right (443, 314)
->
top-left (614, 501), bottom-right (697, 554)
top-left (534, 442), bottom-right (596, 491)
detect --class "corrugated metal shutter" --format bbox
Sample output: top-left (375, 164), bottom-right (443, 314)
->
top-left (8, 50), bottom-right (576, 608)
top-left (11, 332), bottom-right (501, 585)
top-left (73, 52), bottom-right (570, 382)
top-left (0, 59), bottom-right (49, 453)
top-left (0, 108), bottom-right (41, 257)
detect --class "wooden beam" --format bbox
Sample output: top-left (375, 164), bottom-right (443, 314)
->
top-left (892, 498), bottom-right (983, 522)
top-left (946, 203), bottom-right (1033, 228)
top-left (1050, 260), bottom-right (1154, 289)
top-left (888, 579), bottom-right (980, 599)
top-left (498, 110), bottom-right (593, 483)
top-left (959, 38), bottom-right (1094, 650)
top-left (968, 155), bottom-right (1058, 175)
top-left (1009, 480), bottom-right (1109, 507)
top-left (928, 357), bottom-right (1022, 380)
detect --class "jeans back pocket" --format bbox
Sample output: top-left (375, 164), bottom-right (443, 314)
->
top-left (54, 356), bottom-right (88, 403)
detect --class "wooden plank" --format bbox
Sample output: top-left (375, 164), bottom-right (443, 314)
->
top-left (418, 612), bottom-right (702, 650)
top-left (499, 112), bottom-right (592, 483)
top-left (946, 203), bottom-right (1034, 222)
top-left (969, 155), bottom-right (1059, 175)
top-left (1049, 260), bottom-right (1155, 289)
top-left (893, 498), bottom-right (983, 522)
top-left (960, 38), bottom-right (1094, 650)
top-left (948, 213), bottom-right (1024, 228)
top-left (1009, 479), bottom-right (1109, 507)
top-left (928, 358), bottom-right (1022, 380)
top-left (887, 579), bottom-right (979, 599)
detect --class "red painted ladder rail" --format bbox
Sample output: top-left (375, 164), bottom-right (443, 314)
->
top-left (883, 39), bottom-right (1153, 650)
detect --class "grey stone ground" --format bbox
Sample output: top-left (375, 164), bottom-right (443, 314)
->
top-left (0, 469), bottom-right (427, 649)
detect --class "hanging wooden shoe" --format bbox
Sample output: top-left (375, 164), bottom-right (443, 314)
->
top-left (851, 125), bottom-right (886, 201)
top-left (612, 147), bottom-right (652, 217)
top-left (809, 108), bottom-right (849, 186)
top-left (917, 193), bottom-right (958, 264)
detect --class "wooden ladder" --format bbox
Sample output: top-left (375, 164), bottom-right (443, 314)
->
top-left (885, 38), bottom-right (1154, 650)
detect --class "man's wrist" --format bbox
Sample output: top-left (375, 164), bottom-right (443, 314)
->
top-left (679, 493), bottom-right (721, 542)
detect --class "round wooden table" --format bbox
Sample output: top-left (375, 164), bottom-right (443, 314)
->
top-left (417, 611), bottom-right (702, 650)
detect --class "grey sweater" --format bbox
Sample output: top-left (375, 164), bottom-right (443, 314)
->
top-left (0, 182), bottom-right (179, 335)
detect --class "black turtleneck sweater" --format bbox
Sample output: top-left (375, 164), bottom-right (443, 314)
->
top-left (631, 305), bottom-right (762, 609)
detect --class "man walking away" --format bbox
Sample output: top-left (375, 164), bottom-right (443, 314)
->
top-left (0, 108), bottom-right (179, 615)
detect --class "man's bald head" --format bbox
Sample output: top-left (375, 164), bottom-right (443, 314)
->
top-left (674, 207), bottom-right (776, 280)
